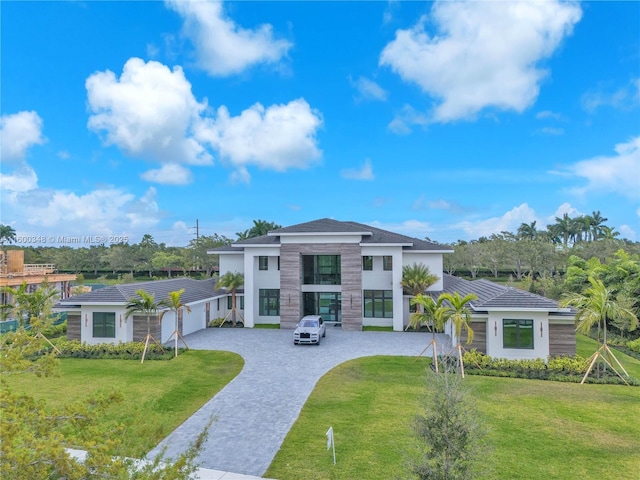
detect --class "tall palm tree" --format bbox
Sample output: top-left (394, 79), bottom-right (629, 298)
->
top-left (125, 289), bottom-right (170, 363)
top-left (216, 271), bottom-right (244, 326)
top-left (0, 224), bottom-right (17, 274)
top-left (517, 221), bottom-right (538, 240)
top-left (439, 291), bottom-right (478, 377)
top-left (553, 213), bottom-right (572, 249)
top-left (401, 263), bottom-right (439, 317)
top-left (589, 211), bottom-right (608, 241)
top-left (410, 294), bottom-right (446, 372)
top-left (560, 277), bottom-right (638, 384)
top-left (158, 289), bottom-right (191, 358)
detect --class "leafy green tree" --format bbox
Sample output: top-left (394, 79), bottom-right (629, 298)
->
top-left (158, 289), bottom-right (192, 357)
top-left (152, 251), bottom-right (183, 278)
top-left (410, 294), bottom-right (447, 371)
top-left (187, 234), bottom-right (232, 276)
top-left (125, 289), bottom-right (170, 363)
top-left (401, 263), bottom-right (439, 301)
top-left (236, 220), bottom-right (281, 240)
top-left (410, 370), bottom-right (487, 480)
top-left (136, 234), bottom-right (160, 278)
top-left (560, 277), bottom-right (638, 382)
top-left (0, 329), bottom-right (206, 478)
top-left (216, 272), bottom-right (244, 326)
top-left (0, 281), bottom-right (58, 327)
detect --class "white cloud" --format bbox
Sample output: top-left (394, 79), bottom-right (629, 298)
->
top-left (388, 104), bottom-right (428, 134)
top-left (140, 163), bottom-right (193, 185)
top-left (454, 203), bottom-right (538, 238)
top-left (86, 57), bottom-right (212, 185)
top-left (349, 76), bottom-right (388, 102)
top-left (618, 224), bottom-right (636, 241)
top-left (0, 111), bottom-right (45, 162)
top-left (563, 136), bottom-right (640, 199)
top-left (550, 202), bottom-right (581, 221)
top-left (341, 158), bottom-right (374, 180)
top-left (0, 165), bottom-right (39, 194)
top-left (536, 110), bottom-right (564, 121)
top-left (380, 0), bottom-right (582, 123)
top-left (166, 0), bottom-right (292, 76)
top-left (2, 186), bottom-right (160, 237)
top-left (582, 78), bottom-right (640, 113)
top-left (197, 98), bottom-right (322, 180)
top-left (539, 127), bottom-right (564, 136)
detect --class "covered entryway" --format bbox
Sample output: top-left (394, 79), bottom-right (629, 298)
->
top-left (302, 292), bottom-right (341, 325)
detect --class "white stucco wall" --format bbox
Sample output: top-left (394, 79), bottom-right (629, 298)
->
top-left (80, 305), bottom-right (129, 345)
top-left (219, 253), bottom-right (244, 276)
top-left (402, 252), bottom-right (445, 291)
top-left (485, 311), bottom-right (549, 360)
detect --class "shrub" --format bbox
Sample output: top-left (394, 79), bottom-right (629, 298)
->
top-left (50, 340), bottom-right (178, 360)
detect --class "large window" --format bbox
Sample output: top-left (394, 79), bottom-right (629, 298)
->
top-left (258, 256), bottom-right (269, 271)
top-left (362, 256), bottom-right (373, 271)
top-left (383, 255), bottom-right (393, 271)
top-left (302, 255), bottom-right (341, 285)
top-left (93, 312), bottom-right (115, 338)
top-left (363, 290), bottom-right (393, 318)
top-left (259, 289), bottom-right (280, 316)
top-left (503, 319), bottom-right (534, 349)
top-left (227, 296), bottom-right (245, 310)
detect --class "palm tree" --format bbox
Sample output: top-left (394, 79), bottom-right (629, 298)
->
top-left (401, 263), bottom-right (439, 318)
top-left (0, 224), bottom-right (17, 274)
top-left (125, 289), bottom-right (170, 363)
top-left (517, 221), bottom-right (538, 240)
top-left (216, 272), bottom-right (244, 326)
top-left (158, 289), bottom-right (192, 358)
top-left (439, 291), bottom-right (478, 377)
top-left (410, 294), bottom-right (446, 372)
top-left (589, 211), bottom-right (608, 241)
top-left (553, 213), bottom-right (572, 249)
top-left (560, 277), bottom-right (638, 384)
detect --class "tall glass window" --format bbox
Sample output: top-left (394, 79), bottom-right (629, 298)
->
top-left (227, 296), bottom-right (245, 310)
top-left (302, 255), bottom-right (341, 285)
top-left (259, 289), bottom-right (280, 316)
top-left (503, 319), bottom-right (534, 349)
top-left (258, 256), bottom-right (269, 271)
top-left (363, 290), bottom-right (393, 318)
top-left (362, 256), bottom-right (373, 271)
top-left (383, 256), bottom-right (393, 271)
top-left (93, 312), bottom-right (115, 338)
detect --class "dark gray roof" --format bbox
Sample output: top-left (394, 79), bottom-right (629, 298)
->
top-left (437, 274), bottom-right (561, 311)
top-left (210, 218), bottom-right (452, 252)
top-left (56, 278), bottom-right (225, 306)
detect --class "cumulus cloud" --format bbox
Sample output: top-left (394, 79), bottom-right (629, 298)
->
top-left (561, 136), bottom-right (640, 199)
top-left (341, 158), bottom-right (374, 180)
top-left (1, 111), bottom-right (46, 162)
top-left (86, 57), bottom-right (212, 185)
top-left (140, 163), bottom-right (193, 185)
top-left (196, 98), bottom-right (322, 180)
top-left (380, 0), bottom-right (582, 123)
top-left (166, 0), bottom-right (292, 76)
top-left (2, 185), bottom-right (160, 237)
top-left (454, 203), bottom-right (538, 238)
top-left (349, 76), bottom-right (388, 102)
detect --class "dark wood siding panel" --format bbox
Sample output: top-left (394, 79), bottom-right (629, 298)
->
top-left (132, 314), bottom-right (161, 342)
top-left (279, 243), bottom-right (362, 330)
top-left (549, 323), bottom-right (576, 356)
top-left (67, 313), bottom-right (81, 341)
top-left (468, 320), bottom-right (487, 354)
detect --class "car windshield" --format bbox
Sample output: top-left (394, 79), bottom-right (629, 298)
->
top-left (300, 320), bottom-right (318, 328)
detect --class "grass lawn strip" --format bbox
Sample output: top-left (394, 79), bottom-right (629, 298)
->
top-left (2, 350), bottom-right (244, 457)
top-left (266, 336), bottom-right (640, 480)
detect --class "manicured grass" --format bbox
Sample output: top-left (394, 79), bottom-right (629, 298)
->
top-left (2, 350), bottom-right (244, 457)
top-left (362, 326), bottom-right (393, 332)
top-left (267, 336), bottom-right (640, 480)
top-left (254, 323), bottom-right (281, 329)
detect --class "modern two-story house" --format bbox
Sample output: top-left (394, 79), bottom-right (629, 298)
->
top-left (211, 218), bottom-right (576, 359)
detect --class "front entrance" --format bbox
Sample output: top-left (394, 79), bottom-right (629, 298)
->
top-left (302, 292), bottom-right (341, 324)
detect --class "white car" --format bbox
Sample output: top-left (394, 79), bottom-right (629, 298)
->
top-left (293, 315), bottom-right (326, 345)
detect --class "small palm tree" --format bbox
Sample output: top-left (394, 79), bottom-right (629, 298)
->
top-left (439, 291), bottom-right (478, 377)
top-left (0, 224), bottom-right (16, 274)
top-left (125, 289), bottom-right (170, 363)
top-left (216, 272), bottom-right (244, 327)
top-left (410, 294), bottom-right (446, 371)
top-left (401, 263), bottom-right (439, 322)
top-left (560, 277), bottom-right (638, 383)
top-left (158, 289), bottom-right (191, 358)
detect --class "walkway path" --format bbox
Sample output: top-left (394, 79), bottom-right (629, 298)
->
top-left (147, 328), bottom-right (450, 477)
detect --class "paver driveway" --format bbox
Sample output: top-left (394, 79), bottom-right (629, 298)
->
top-left (147, 327), bottom-right (451, 477)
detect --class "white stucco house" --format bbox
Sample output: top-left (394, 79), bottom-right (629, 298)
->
top-left (210, 218), bottom-right (576, 359)
top-left (55, 278), bottom-right (243, 345)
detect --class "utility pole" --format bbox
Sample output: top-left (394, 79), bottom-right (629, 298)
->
top-left (195, 219), bottom-right (199, 241)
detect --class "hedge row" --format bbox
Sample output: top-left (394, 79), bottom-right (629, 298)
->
top-left (51, 339), bottom-right (181, 360)
top-left (459, 349), bottom-right (639, 386)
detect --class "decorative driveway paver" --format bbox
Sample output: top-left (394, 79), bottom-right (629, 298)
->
top-left (147, 328), bottom-right (451, 477)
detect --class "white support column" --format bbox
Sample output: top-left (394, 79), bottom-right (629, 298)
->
top-left (392, 250), bottom-right (404, 331)
top-left (243, 252), bottom-right (255, 328)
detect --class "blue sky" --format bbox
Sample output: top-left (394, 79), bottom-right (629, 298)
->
top-left (1, 0), bottom-right (639, 247)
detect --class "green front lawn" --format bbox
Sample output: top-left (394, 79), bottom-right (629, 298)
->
top-left (267, 335), bottom-right (640, 480)
top-left (2, 350), bottom-right (244, 457)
